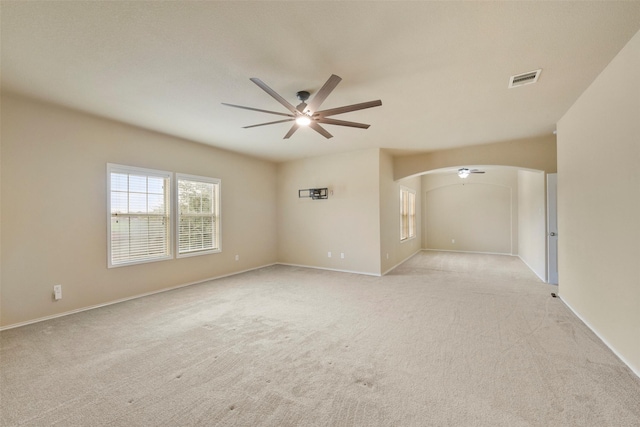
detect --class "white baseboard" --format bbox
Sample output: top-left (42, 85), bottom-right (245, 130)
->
top-left (517, 255), bottom-right (547, 283)
top-left (381, 250), bottom-right (422, 276)
top-left (560, 296), bottom-right (640, 380)
top-left (278, 249), bottom-right (423, 277)
top-left (422, 248), bottom-right (516, 257)
top-left (275, 262), bottom-right (381, 277)
top-left (0, 263), bottom-right (277, 331)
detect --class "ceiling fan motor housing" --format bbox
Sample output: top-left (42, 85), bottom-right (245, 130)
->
top-left (296, 91), bottom-right (310, 102)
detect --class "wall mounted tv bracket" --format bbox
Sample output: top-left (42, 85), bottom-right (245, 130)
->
top-left (298, 188), bottom-right (328, 200)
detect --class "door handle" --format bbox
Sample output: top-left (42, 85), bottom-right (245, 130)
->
top-left (549, 232), bottom-right (557, 236)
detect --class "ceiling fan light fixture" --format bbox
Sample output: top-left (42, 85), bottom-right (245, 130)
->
top-left (295, 115), bottom-right (312, 126)
top-left (458, 168), bottom-right (470, 179)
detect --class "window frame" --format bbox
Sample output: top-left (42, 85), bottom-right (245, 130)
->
top-left (175, 173), bottom-right (221, 258)
top-left (400, 186), bottom-right (417, 242)
top-left (107, 163), bottom-right (173, 268)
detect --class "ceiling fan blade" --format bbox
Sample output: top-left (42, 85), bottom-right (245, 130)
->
top-left (250, 77), bottom-right (298, 115)
top-left (222, 103), bottom-right (294, 118)
top-left (243, 118), bottom-right (295, 129)
top-left (316, 117), bottom-right (370, 129)
top-left (315, 100), bottom-right (382, 117)
top-left (309, 121), bottom-right (333, 139)
top-left (283, 123), bottom-right (299, 139)
top-left (306, 74), bottom-right (342, 113)
top-left (296, 102), bottom-right (307, 113)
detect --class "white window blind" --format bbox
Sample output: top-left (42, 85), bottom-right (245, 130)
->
top-left (107, 164), bottom-right (172, 267)
top-left (177, 174), bottom-right (220, 257)
top-left (400, 187), bottom-right (416, 241)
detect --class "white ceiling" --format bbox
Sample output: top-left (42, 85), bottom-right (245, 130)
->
top-left (2, 1), bottom-right (639, 163)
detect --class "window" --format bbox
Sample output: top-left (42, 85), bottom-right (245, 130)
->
top-left (108, 164), bottom-right (172, 267)
top-left (400, 187), bottom-right (416, 241)
top-left (176, 174), bottom-right (221, 257)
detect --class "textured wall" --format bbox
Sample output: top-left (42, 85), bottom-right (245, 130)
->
top-left (422, 169), bottom-right (518, 255)
top-left (394, 135), bottom-right (557, 181)
top-left (276, 149), bottom-right (381, 275)
top-left (517, 170), bottom-right (547, 281)
top-left (557, 30), bottom-right (640, 374)
top-left (1, 94), bottom-right (278, 327)
top-left (380, 150), bottom-right (421, 274)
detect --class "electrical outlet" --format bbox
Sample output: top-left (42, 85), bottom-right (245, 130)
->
top-left (340, 253), bottom-right (345, 259)
top-left (328, 252), bottom-right (332, 258)
top-left (386, 253), bottom-right (389, 260)
top-left (451, 239), bottom-right (455, 244)
top-left (235, 255), bottom-right (239, 261)
top-left (53, 285), bottom-right (62, 301)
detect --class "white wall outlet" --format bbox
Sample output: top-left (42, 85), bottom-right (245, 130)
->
top-left (235, 255), bottom-right (239, 261)
top-left (340, 253), bottom-right (345, 259)
top-left (53, 285), bottom-right (62, 301)
top-left (386, 253), bottom-right (390, 260)
top-left (451, 239), bottom-right (455, 244)
top-left (328, 252), bottom-right (332, 258)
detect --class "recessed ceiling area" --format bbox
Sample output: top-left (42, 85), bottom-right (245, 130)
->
top-left (2, 1), bottom-right (639, 162)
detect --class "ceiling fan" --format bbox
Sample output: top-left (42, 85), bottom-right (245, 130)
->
top-left (458, 168), bottom-right (485, 178)
top-left (222, 74), bottom-right (382, 139)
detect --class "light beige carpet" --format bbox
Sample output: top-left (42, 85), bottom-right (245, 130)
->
top-left (1, 251), bottom-right (639, 426)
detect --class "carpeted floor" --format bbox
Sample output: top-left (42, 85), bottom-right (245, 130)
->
top-left (1, 251), bottom-right (639, 426)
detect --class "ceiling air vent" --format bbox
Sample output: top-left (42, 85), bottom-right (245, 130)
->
top-left (508, 69), bottom-right (542, 88)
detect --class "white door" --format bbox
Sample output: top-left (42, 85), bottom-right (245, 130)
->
top-left (547, 173), bottom-right (558, 284)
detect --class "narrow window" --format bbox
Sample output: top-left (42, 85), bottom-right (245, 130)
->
top-left (107, 164), bottom-right (172, 267)
top-left (400, 187), bottom-right (416, 241)
top-left (176, 174), bottom-right (221, 257)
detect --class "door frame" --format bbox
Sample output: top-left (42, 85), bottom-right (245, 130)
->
top-left (546, 173), bottom-right (558, 284)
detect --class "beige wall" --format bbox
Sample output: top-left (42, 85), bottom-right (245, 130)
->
top-left (1, 95), bottom-right (425, 328)
top-left (422, 169), bottom-right (518, 255)
top-left (517, 170), bottom-right (547, 281)
top-left (276, 149), bottom-right (381, 275)
top-left (0, 94), bottom-right (558, 330)
top-left (557, 30), bottom-right (640, 374)
top-left (379, 150), bottom-right (421, 274)
top-left (394, 135), bottom-right (557, 181)
top-left (1, 93), bottom-right (278, 327)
